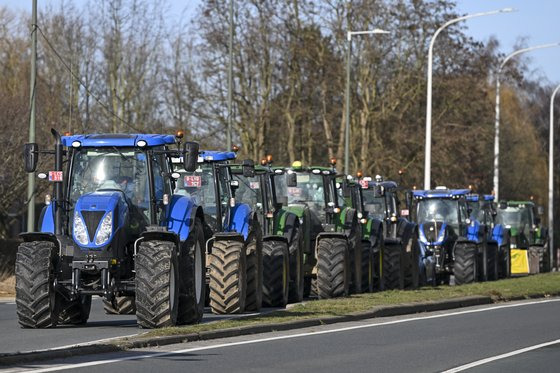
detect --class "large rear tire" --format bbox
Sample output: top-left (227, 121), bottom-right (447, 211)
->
top-left (135, 240), bottom-right (179, 328)
top-left (103, 296), bottom-right (136, 315)
top-left (498, 246), bottom-right (511, 278)
top-left (361, 241), bottom-right (373, 293)
top-left (59, 295), bottom-right (92, 324)
top-left (177, 219), bottom-right (206, 324)
top-left (454, 243), bottom-right (478, 285)
top-left (486, 243), bottom-right (498, 281)
top-left (381, 243), bottom-right (401, 290)
top-left (349, 228), bottom-right (363, 294)
top-left (245, 227), bottom-right (263, 312)
top-left (15, 241), bottom-right (60, 328)
top-left (262, 240), bottom-right (289, 307)
top-left (402, 236), bottom-right (420, 289)
top-left (316, 237), bottom-right (349, 299)
top-left (288, 225), bottom-right (304, 303)
top-left (209, 240), bottom-right (247, 314)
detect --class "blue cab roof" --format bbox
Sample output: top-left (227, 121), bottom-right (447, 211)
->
top-left (198, 150), bottom-right (237, 162)
top-left (61, 134), bottom-right (176, 148)
top-left (412, 189), bottom-right (471, 199)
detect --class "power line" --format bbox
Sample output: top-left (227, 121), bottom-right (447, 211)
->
top-left (35, 24), bottom-right (143, 133)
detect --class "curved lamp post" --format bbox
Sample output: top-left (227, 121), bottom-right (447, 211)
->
top-left (424, 8), bottom-right (515, 190)
top-left (549, 83), bottom-right (560, 270)
top-left (493, 43), bottom-right (560, 200)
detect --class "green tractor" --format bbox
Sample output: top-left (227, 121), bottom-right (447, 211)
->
top-left (272, 160), bottom-right (362, 299)
top-left (335, 175), bottom-right (381, 293)
top-left (496, 200), bottom-right (549, 275)
top-left (229, 158), bottom-right (305, 306)
top-left (358, 176), bottom-right (418, 290)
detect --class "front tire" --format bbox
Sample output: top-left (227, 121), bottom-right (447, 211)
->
top-left (316, 237), bottom-right (349, 299)
top-left (177, 219), bottom-right (206, 324)
top-left (361, 241), bottom-right (373, 293)
top-left (262, 240), bottom-right (289, 307)
top-left (381, 242), bottom-right (401, 290)
top-left (15, 241), bottom-right (60, 328)
top-left (209, 240), bottom-right (247, 314)
top-left (135, 240), bottom-right (179, 328)
top-left (288, 225), bottom-right (304, 303)
top-left (245, 227), bottom-right (263, 312)
top-left (454, 243), bottom-right (478, 285)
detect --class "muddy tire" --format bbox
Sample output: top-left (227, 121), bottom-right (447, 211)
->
top-left (15, 241), bottom-right (60, 328)
top-left (177, 219), bottom-right (206, 324)
top-left (454, 243), bottom-right (478, 285)
top-left (135, 240), bottom-right (179, 328)
top-left (262, 240), bottom-right (289, 307)
top-left (316, 237), bottom-right (349, 299)
top-left (209, 240), bottom-right (246, 314)
top-left (103, 297), bottom-right (136, 315)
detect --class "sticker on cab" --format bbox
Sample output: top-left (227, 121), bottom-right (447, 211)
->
top-left (250, 181), bottom-right (260, 189)
top-left (359, 180), bottom-right (369, 189)
top-left (48, 171), bottom-right (63, 182)
top-left (184, 175), bottom-right (202, 187)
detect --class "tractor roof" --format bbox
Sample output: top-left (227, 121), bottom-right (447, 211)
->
top-left (466, 193), bottom-right (494, 202)
top-left (276, 165), bottom-right (336, 175)
top-left (61, 134), bottom-right (176, 148)
top-left (412, 188), bottom-right (470, 199)
top-left (197, 150), bottom-right (237, 162)
top-left (366, 180), bottom-right (398, 190)
top-left (502, 200), bottom-right (535, 207)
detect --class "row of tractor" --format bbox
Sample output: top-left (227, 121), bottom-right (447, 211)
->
top-left (16, 130), bottom-right (551, 329)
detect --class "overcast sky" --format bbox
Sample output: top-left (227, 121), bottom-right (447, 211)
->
top-left (1, 0), bottom-right (559, 84)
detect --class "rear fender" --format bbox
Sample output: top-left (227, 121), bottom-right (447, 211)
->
top-left (166, 194), bottom-right (197, 242)
top-left (226, 203), bottom-right (252, 240)
top-left (19, 232), bottom-right (62, 256)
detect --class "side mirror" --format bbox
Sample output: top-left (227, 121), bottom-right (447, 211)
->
top-left (535, 217), bottom-right (541, 226)
top-left (499, 201), bottom-right (507, 210)
top-left (242, 159), bottom-right (255, 178)
top-left (342, 181), bottom-right (352, 198)
top-left (24, 143), bottom-right (39, 173)
top-left (537, 206), bottom-right (544, 216)
top-left (286, 172), bottom-right (297, 187)
top-left (277, 195), bottom-right (288, 208)
top-left (182, 141), bottom-right (199, 172)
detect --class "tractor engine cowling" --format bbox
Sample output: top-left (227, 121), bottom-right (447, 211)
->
top-left (72, 191), bottom-right (128, 254)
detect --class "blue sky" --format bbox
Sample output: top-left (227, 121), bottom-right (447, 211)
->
top-left (2, 0), bottom-right (559, 83)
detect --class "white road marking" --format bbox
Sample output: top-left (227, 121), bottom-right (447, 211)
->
top-left (442, 338), bottom-right (560, 372)
top-left (13, 298), bottom-right (560, 373)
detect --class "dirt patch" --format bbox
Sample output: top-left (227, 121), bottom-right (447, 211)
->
top-left (0, 275), bottom-right (15, 297)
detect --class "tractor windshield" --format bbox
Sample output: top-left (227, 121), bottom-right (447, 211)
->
top-left (275, 171), bottom-right (328, 215)
top-left (362, 190), bottom-right (386, 220)
top-left (467, 201), bottom-right (481, 221)
top-left (416, 199), bottom-right (460, 229)
top-left (496, 206), bottom-right (532, 235)
top-left (232, 173), bottom-right (263, 208)
top-left (173, 162), bottom-right (230, 228)
top-left (70, 148), bottom-right (151, 214)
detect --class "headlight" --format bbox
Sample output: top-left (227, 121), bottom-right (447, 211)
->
top-left (95, 211), bottom-right (113, 245)
top-left (73, 212), bottom-right (89, 245)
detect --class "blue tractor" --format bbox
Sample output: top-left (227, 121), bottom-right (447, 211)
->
top-left (411, 187), bottom-right (492, 285)
top-left (172, 150), bottom-right (262, 314)
top-left (466, 194), bottom-right (510, 280)
top-left (17, 130), bottom-right (205, 328)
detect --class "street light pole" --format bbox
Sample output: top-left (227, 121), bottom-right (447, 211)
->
top-left (227, 0), bottom-right (233, 151)
top-left (344, 29), bottom-right (390, 175)
top-left (493, 43), bottom-right (560, 200)
top-left (549, 83), bottom-right (560, 270)
top-left (424, 8), bottom-right (514, 190)
top-left (27, 0), bottom-right (37, 232)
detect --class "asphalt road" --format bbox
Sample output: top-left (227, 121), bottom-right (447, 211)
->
top-left (3, 297), bottom-right (559, 373)
top-left (0, 297), bottom-right (275, 355)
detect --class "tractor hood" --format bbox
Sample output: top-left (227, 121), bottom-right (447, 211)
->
top-left (419, 221), bottom-right (446, 245)
top-left (72, 191), bottom-right (127, 249)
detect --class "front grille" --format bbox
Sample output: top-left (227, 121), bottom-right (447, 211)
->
top-left (81, 211), bottom-right (105, 242)
top-left (424, 222), bottom-right (443, 243)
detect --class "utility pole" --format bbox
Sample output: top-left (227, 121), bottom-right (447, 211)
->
top-left (227, 0), bottom-right (233, 151)
top-left (27, 0), bottom-right (37, 232)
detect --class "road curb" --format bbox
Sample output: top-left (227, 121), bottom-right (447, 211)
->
top-left (0, 295), bottom-right (493, 366)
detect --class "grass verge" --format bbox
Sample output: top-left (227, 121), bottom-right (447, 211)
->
top-left (137, 272), bottom-right (560, 338)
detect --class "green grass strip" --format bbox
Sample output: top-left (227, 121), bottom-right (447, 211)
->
top-left (140, 272), bottom-right (560, 338)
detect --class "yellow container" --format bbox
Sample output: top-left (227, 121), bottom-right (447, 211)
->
top-left (511, 249), bottom-right (529, 275)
